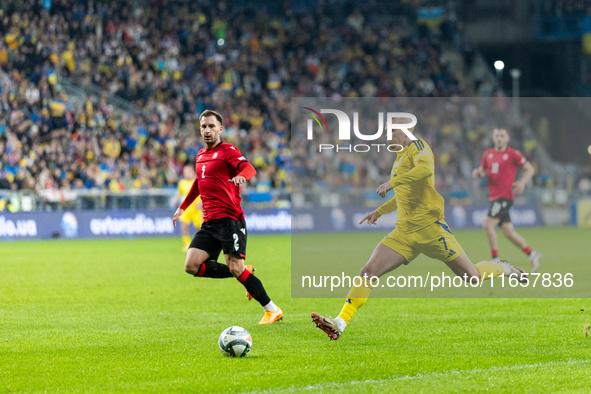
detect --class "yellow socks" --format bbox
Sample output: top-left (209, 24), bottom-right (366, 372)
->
top-left (475, 261), bottom-right (506, 280)
top-left (182, 235), bottom-right (191, 247)
top-left (337, 280), bottom-right (373, 324)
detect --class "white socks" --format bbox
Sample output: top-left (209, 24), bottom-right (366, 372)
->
top-left (334, 316), bottom-right (347, 332)
top-left (263, 301), bottom-right (278, 312)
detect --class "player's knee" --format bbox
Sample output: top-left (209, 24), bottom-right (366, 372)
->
top-left (184, 254), bottom-right (204, 275)
top-left (228, 265), bottom-right (243, 277)
top-left (226, 256), bottom-right (244, 277)
top-left (359, 264), bottom-right (376, 279)
top-left (501, 225), bottom-right (513, 238)
top-left (185, 263), bottom-right (198, 275)
top-left (184, 260), bottom-right (200, 275)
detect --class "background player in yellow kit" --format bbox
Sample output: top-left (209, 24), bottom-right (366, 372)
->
top-left (173, 165), bottom-right (203, 251)
top-left (311, 119), bottom-right (529, 340)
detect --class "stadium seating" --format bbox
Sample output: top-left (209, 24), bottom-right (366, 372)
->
top-left (0, 0), bottom-right (555, 201)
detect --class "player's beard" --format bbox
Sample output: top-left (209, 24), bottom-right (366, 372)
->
top-left (204, 134), bottom-right (220, 147)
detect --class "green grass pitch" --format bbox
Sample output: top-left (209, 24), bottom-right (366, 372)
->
top-left (2, 227), bottom-right (591, 393)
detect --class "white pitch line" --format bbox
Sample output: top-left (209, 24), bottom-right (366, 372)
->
top-left (238, 359), bottom-right (590, 394)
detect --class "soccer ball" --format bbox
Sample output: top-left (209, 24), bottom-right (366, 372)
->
top-left (218, 326), bottom-right (252, 357)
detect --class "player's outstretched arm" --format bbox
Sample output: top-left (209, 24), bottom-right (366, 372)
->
top-left (359, 210), bottom-right (382, 225)
top-left (376, 195), bottom-right (398, 215)
top-left (173, 207), bottom-right (184, 228)
top-left (376, 182), bottom-right (393, 198)
top-left (472, 166), bottom-right (486, 178)
top-left (513, 161), bottom-right (535, 195)
top-left (226, 144), bottom-right (257, 186)
top-left (360, 195), bottom-right (396, 226)
top-left (229, 162), bottom-right (256, 185)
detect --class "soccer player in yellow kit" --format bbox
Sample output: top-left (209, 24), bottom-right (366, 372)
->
top-left (311, 122), bottom-right (528, 340)
top-left (174, 165), bottom-right (203, 251)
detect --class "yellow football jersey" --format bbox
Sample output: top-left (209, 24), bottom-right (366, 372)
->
top-left (178, 179), bottom-right (201, 211)
top-left (377, 138), bottom-right (444, 233)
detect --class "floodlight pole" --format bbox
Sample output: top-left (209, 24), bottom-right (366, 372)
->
top-left (511, 68), bottom-right (521, 122)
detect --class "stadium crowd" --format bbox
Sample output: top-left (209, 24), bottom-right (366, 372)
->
top-left (0, 0), bottom-right (564, 201)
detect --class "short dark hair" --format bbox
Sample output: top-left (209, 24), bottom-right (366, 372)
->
top-left (493, 128), bottom-right (510, 137)
top-left (199, 110), bottom-right (223, 125)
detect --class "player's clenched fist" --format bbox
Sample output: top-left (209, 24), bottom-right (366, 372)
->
top-left (229, 175), bottom-right (247, 186)
top-left (376, 182), bottom-right (393, 198)
top-left (359, 210), bottom-right (382, 225)
top-left (472, 167), bottom-right (485, 178)
top-left (512, 181), bottom-right (525, 195)
top-left (172, 207), bottom-right (184, 227)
